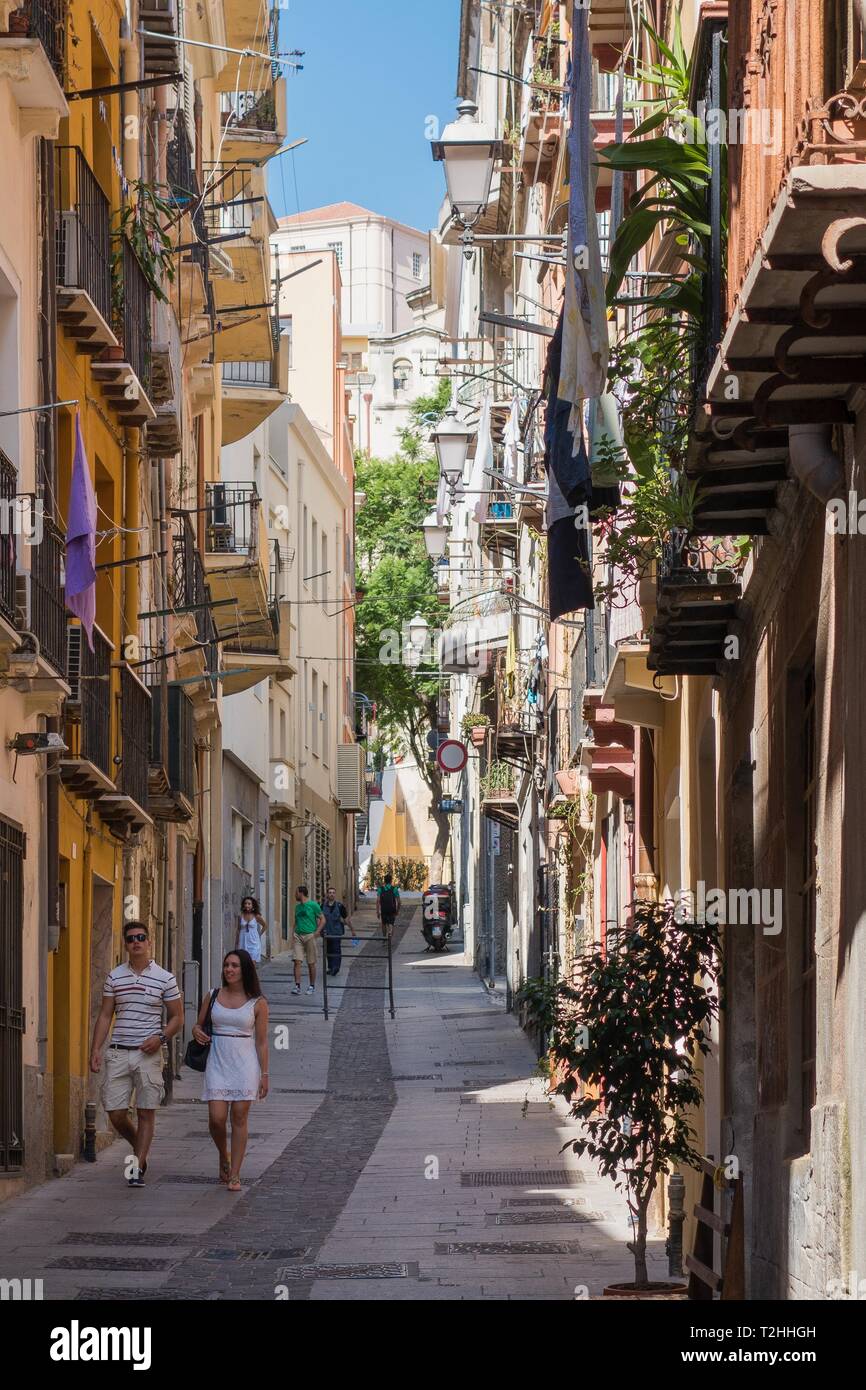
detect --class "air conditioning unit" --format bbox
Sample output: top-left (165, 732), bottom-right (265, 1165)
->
top-left (58, 210), bottom-right (80, 287)
top-left (66, 624), bottom-right (83, 706)
top-left (335, 742), bottom-right (364, 811)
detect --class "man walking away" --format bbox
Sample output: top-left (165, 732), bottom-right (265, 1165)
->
top-left (323, 885), bottom-right (350, 976)
top-left (377, 872), bottom-right (400, 940)
top-left (90, 921), bottom-right (183, 1186)
top-left (293, 886), bottom-right (325, 995)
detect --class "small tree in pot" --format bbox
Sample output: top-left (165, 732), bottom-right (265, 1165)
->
top-left (520, 898), bottom-right (721, 1293)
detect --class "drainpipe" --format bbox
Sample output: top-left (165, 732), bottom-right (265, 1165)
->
top-left (788, 423), bottom-right (845, 504)
top-left (856, 0), bottom-right (866, 43)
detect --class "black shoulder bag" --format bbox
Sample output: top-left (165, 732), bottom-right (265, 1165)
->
top-left (183, 988), bottom-right (219, 1072)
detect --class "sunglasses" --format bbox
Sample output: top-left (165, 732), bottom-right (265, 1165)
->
top-left (125, 933), bottom-right (148, 944)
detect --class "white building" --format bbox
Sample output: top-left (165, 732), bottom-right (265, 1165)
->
top-left (272, 203), bottom-right (448, 459)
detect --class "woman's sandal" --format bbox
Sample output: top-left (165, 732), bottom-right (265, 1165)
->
top-left (219, 1161), bottom-right (231, 1185)
top-left (228, 1173), bottom-right (242, 1192)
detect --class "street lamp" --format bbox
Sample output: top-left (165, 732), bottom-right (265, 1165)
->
top-left (432, 99), bottom-right (503, 228)
top-left (405, 613), bottom-right (430, 669)
top-left (430, 410), bottom-right (475, 491)
top-left (422, 510), bottom-right (449, 560)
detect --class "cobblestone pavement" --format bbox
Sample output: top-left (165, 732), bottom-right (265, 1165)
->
top-left (0, 903), bottom-right (667, 1301)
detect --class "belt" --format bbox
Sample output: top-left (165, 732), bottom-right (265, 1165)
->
top-left (109, 1043), bottom-right (144, 1051)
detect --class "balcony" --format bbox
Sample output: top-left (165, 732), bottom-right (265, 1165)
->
top-left (480, 759), bottom-right (519, 830)
top-left (148, 297), bottom-right (182, 457)
top-left (148, 683), bottom-right (195, 822)
top-left (98, 665), bottom-right (153, 836)
top-left (55, 147), bottom-right (117, 355)
top-left (579, 693), bottom-right (635, 798)
top-left (218, 81), bottom-right (287, 165)
top-left (478, 493), bottom-right (519, 555)
top-left (492, 651), bottom-right (544, 760)
top-left (0, 0), bottom-right (69, 134)
top-left (202, 483), bottom-right (281, 694)
top-left (220, 321), bottom-right (288, 445)
top-left (1, 491), bottom-right (68, 710)
top-left (202, 163), bottom-right (273, 360)
top-left (219, 536), bottom-right (294, 697)
top-left (220, 0), bottom-right (273, 88)
top-left (170, 512), bottom-right (218, 703)
top-left (91, 238), bottom-right (156, 426)
top-left (647, 540), bottom-right (742, 679)
top-left (140, 0), bottom-right (178, 77)
top-left (59, 623), bottom-right (115, 800)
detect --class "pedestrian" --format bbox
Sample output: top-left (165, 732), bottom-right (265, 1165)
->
top-left (322, 884), bottom-right (350, 976)
top-left (192, 949), bottom-right (269, 1192)
top-left (376, 871), bottom-right (400, 940)
top-left (89, 920), bottom-right (183, 1187)
top-left (292, 885), bottom-right (324, 995)
top-left (235, 894), bottom-right (267, 963)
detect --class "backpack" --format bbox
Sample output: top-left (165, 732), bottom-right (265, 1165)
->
top-left (379, 885), bottom-right (398, 918)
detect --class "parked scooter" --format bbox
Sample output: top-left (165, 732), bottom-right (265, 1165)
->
top-left (422, 884), bottom-right (454, 952)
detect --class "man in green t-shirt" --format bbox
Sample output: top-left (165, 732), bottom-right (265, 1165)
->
top-left (292, 886), bottom-right (325, 995)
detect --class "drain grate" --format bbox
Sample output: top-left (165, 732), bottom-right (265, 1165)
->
top-left (490, 1211), bottom-right (602, 1226)
top-left (61, 1232), bottom-right (188, 1247)
top-left (436, 1241), bottom-right (584, 1256)
top-left (435, 1086), bottom-right (474, 1093)
top-left (195, 1247), bottom-right (310, 1262)
top-left (442, 1060), bottom-right (501, 1067)
top-left (442, 1012), bottom-right (498, 1021)
top-left (392, 1074), bottom-right (442, 1081)
top-left (273, 1087), bottom-right (329, 1094)
top-left (461, 1168), bottom-right (586, 1187)
top-left (77, 1288), bottom-right (220, 1301)
top-left (274, 1262), bottom-right (412, 1281)
top-left (502, 1197), bottom-right (587, 1208)
top-left (49, 1256), bottom-right (175, 1272)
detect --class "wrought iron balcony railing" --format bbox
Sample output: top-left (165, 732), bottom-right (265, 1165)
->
top-left (172, 513), bottom-right (219, 693)
top-left (200, 164), bottom-right (263, 240)
top-left (204, 482), bottom-right (261, 558)
top-left (221, 88), bottom-right (277, 133)
top-left (55, 146), bottom-right (112, 327)
top-left (221, 357), bottom-right (278, 389)
top-left (12, 0), bottom-right (67, 84)
top-left (30, 515), bottom-right (66, 676)
top-left (76, 626), bottom-right (112, 777)
top-left (152, 684), bottom-right (195, 802)
top-left (118, 665), bottom-right (152, 811)
top-left (114, 237), bottom-right (153, 399)
top-left (166, 117), bottom-right (198, 206)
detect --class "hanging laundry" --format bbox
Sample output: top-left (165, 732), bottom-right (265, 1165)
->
top-left (544, 313), bottom-right (592, 509)
top-left (468, 392), bottom-right (494, 523)
top-left (559, 1), bottom-right (609, 423)
top-left (503, 395), bottom-right (522, 480)
top-left (65, 411), bottom-right (97, 651)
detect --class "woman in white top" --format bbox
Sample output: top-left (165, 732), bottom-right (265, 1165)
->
top-left (192, 949), bottom-right (269, 1191)
top-left (235, 895), bottom-right (266, 963)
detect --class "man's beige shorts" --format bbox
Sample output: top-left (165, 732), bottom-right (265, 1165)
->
top-left (102, 1045), bottom-right (165, 1112)
top-left (292, 932), bottom-right (318, 965)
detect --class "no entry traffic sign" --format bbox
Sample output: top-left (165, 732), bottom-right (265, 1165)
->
top-left (436, 739), bottom-right (468, 774)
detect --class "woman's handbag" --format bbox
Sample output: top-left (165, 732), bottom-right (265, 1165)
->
top-left (183, 988), bottom-right (219, 1072)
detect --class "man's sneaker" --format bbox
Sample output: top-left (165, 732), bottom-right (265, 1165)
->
top-left (291, 983), bottom-right (301, 995)
top-left (127, 1172), bottom-right (145, 1188)
top-left (306, 984), bottom-right (315, 995)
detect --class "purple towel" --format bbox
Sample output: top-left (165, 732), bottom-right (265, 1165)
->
top-left (64, 412), bottom-right (97, 651)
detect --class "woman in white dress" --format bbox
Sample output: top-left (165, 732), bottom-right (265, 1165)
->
top-left (192, 949), bottom-right (269, 1191)
top-left (235, 896), bottom-right (266, 963)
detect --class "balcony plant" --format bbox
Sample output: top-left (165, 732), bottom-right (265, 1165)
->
top-left (480, 760), bottom-right (515, 801)
top-left (111, 179), bottom-right (177, 310)
top-left (461, 711), bottom-right (491, 747)
top-left (520, 898), bottom-right (721, 1295)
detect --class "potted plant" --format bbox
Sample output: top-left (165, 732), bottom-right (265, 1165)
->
top-left (461, 712), bottom-right (490, 747)
top-left (520, 898), bottom-right (721, 1297)
top-left (480, 761), bottom-right (515, 801)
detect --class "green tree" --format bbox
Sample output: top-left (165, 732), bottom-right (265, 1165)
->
top-left (355, 380), bottom-right (452, 874)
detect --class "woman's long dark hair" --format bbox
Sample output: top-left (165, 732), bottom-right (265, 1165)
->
top-left (240, 895), bottom-right (260, 915)
top-left (222, 949), bottom-right (263, 998)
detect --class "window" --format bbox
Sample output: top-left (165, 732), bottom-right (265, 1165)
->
top-left (279, 707), bottom-right (287, 760)
top-left (393, 359), bottom-right (413, 396)
top-left (321, 532), bottom-right (328, 604)
top-left (350, 352), bottom-right (364, 370)
top-left (322, 683), bottom-right (330, 766)
top-left (412, 251), bottom-right (422, 279)
top-left (328, 241), bottom-right (344, 266)
top-left (303, 505), bottom-right (308, 585)
top-left (231, 812), bottom-right (252, 873)
top-left (311, 671), bottom-right (319, 757)
top-left (311, 518), bottom-right (318, 589)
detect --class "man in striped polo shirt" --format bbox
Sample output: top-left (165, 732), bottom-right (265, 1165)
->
top-left (90, 920), bottom-right (183, 1186)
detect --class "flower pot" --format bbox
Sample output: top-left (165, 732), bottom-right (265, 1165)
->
top-left (98, 345), bottom-right (125, 363)
top-left (7, 13), bottom-right (30, 34)
top-left (601, 1281), bottom-right (687, 1299)
top-left (555, 768), bottom-right (580, 798)
top-left (469, 726), bottom-right (487, 747)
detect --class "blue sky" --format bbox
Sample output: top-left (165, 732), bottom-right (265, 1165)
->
top-left (267, 0), bottom-right (462, 231)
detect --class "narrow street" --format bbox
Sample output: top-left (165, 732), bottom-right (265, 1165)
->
top-left (0, 904), bottom-right (664, 1302)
